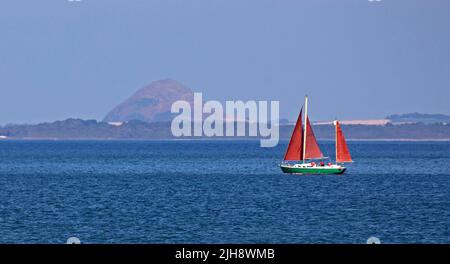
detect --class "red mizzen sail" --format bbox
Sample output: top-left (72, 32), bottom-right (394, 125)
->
top-left (335, 121), bottom-right (352, 163)
top-left (283, 108), bottom-right (303, 161)
top-left (304, 117), bottom-right (324, 160)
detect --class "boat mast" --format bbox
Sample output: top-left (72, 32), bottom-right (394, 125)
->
top-left (303, 96), bottom-right (308, 163)
top-left (335, 120), bottom-right (338, 165)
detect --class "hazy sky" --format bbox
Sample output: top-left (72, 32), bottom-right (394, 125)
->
top-left (0, 0), bottom-right (449, 124)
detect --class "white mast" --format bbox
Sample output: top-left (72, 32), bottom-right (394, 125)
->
top-left (303, 96), bottom-right (308, 163)
top-left (334, 120), bottom-right (338, 165)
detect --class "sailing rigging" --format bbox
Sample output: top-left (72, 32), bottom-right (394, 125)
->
top-left (280, 96), bottom-right (353, 175)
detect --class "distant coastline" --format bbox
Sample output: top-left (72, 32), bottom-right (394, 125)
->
top-left (4, 80), bottom-right (448, 142)
top-left (1, 118), bottom-right (450, 141)
top-left (1, 138), bottom-right (450, 142)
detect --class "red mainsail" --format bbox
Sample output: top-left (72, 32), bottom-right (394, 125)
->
top-left (283, 108), bottom-right (303, 160)
top-left (335, 121), bottom-right (352, 163)
top-left (304, 117), bottom-right (324, 159)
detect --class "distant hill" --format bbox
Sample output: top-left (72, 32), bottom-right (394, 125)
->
top-left (386, 113), bottom-right (450, 124)
top-left (1, 79), bottom-right (450, 141)
top-left (104, 79), bottom-right (194, 123)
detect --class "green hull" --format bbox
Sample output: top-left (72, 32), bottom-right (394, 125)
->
top-left (280, 165), bottom-right (346, 175)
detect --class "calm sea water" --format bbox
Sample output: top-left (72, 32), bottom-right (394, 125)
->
top-left (0, 140), bottom-right (448, 244)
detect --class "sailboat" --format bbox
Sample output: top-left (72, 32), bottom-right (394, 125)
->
top-left (280, 96), bottom-right (352, 175)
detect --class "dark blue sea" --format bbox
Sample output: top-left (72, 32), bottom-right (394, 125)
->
top-left (0, 140), bottom-right (448, 244)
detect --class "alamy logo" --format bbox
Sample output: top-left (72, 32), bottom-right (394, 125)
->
top-left (171, 93), bottom-right (280, 147)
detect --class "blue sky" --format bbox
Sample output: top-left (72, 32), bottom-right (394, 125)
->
top-left (0, 0), bottom-right (449, 124)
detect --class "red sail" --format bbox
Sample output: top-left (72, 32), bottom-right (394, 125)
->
top-left (283, 108), bottom-right (303, 160)
top-left (336, 121), bottom-right (352, 163)
top-left (304, 117), bottom-right (324, 159)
